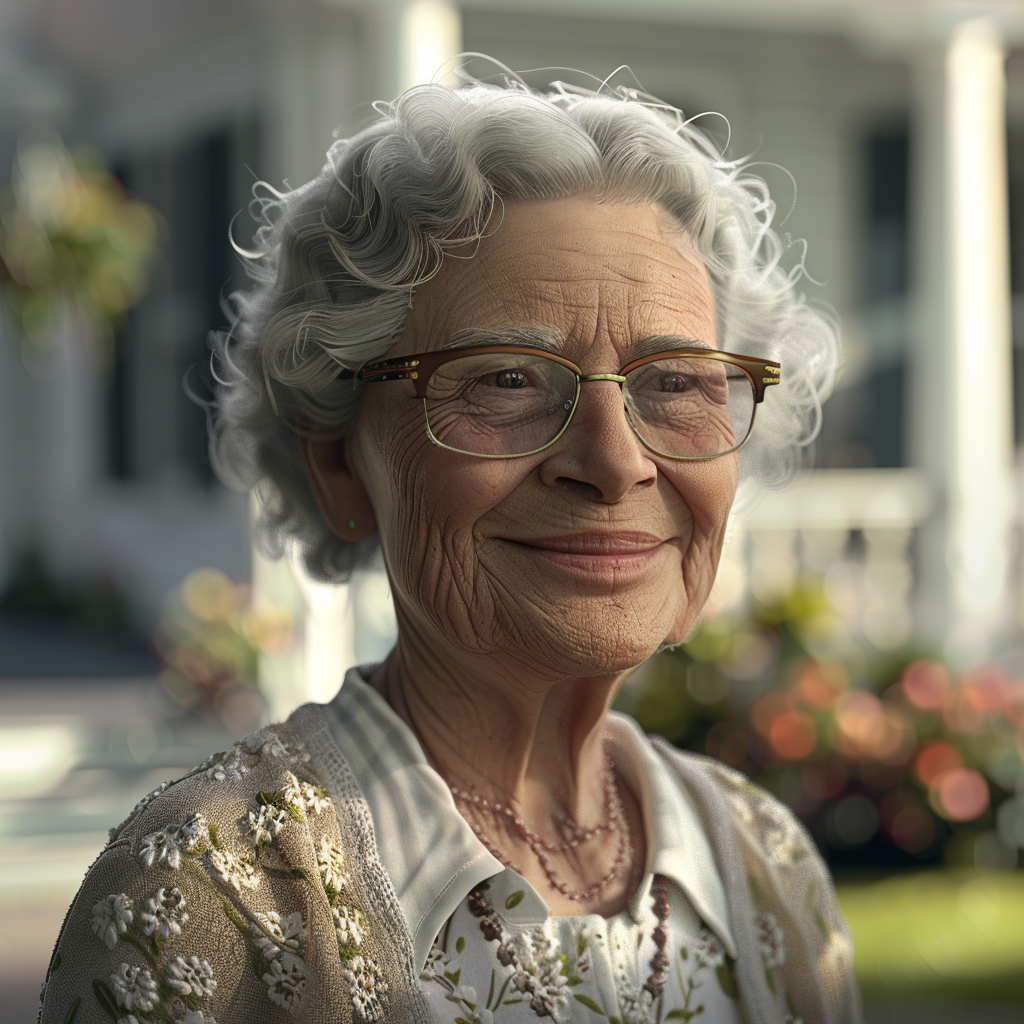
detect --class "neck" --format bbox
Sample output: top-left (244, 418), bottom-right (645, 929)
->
top-left (368, 625), bottom-right (629, 827)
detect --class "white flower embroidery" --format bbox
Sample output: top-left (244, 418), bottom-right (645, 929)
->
top-left (304, 785), bottom-right (331, 814)
top-left (91, 893), bottom-right (133, 950)
top-left (183, 1013), bottom-right (217, 1024)
top-left (179, 812), bottom-right (208, 850)
top-left (205, 750), bottom-right (249, 782)
top-left (243, 730), bottom-right (309, 764)
top-left (280, 772), bottom-right (330, 815)
top-left (618, 983), bottom-right (656, 1024)
top-left (140, 886), bottom-right (189, 939)
top-left (247, 803), bottom-right (288, 847)
top-left (116, 1017), bottom-right (140, 1024)
top-left (332, 905), bottom-right (367, 949)
top-left (317, 836), bottom-right (351, 892)
top-left (246, 730), bottom-right (288, 758)
top-left (209, 845), bottom-right (258, 891)
top-left (139, 825), bottom-right (183, 869)
top-left (251, 910), bottom-right (307, 960)
top-left (448, 982), bottom-right (481, 1010)
top-left (109, 963), bottom-right (158, 1011)
top-left (340, 955), bottom-right (388, 1022)
top-left (757, 911), bottom-right (786, 969)
top-left (512, 925), bottom-right (570, 1017)
top-left (138, 813), bottom-right (207, 868)
top-left (419, 945), bottom-right (450, 981)
top-left (695, 925), bottom-right (727, 968)
top-left (164, 955), bottom-right (217, 998)
top-left (263, 955), bottom-right (307, 1013)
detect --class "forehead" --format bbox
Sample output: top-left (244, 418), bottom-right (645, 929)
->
top-left (398, 197), bottom-right (717, 356)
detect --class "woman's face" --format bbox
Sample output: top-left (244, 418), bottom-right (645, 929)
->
top-left (344, 196), bottom-right (737, 679)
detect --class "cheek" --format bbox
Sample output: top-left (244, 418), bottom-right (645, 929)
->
top-left (352, 400), bottom-right (533, 639)
top-left (670, 457), bottom-right (738, 536)
top-left (669, 457), bottom-right (738, 601)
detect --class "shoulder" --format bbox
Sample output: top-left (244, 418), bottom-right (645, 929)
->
top-left (37, 714), bottom-right (387, 1024)
top-left (648, 737), bottom-right (823, 871)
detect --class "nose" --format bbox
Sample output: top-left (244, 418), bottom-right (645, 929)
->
top-left (537, 379), bottom-right (658, 502)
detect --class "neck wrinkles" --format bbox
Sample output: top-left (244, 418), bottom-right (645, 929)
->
top-left (367, 630), bottom-right (624, 828)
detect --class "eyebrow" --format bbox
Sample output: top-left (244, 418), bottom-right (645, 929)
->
top-left (630, 335), bottom-right (712, 358)
top-left (444, 327), bottom-right (712, 359)
top-left (444, 326), bottom-right (565, 352)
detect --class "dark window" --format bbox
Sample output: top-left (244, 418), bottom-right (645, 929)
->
top-left (104, 119), bottom-right (259, 485)
top-left (1007, 121), bottom-right (1024, 446)
top-left (864, 130), bottom-right (910, 302)
top-left (818, 123), bottom-right (909, 469)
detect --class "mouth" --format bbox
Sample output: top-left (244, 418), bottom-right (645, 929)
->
top-left (498, 531), bottom-right (668, 582)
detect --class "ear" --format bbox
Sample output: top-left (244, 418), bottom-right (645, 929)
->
top-left (299, 434), bottom-right (378, 541)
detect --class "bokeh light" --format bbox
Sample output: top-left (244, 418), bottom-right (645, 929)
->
top-left (899, 660), bottom-right (952, 711)
top-left (931, 768), bottom-right (990, 822)
top-left (768, 710), bottom-right (818, 761)
top-left (913, 741), bottom-right (963, 787)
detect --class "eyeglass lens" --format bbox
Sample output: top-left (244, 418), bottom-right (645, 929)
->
top-left (422, 351), bottom-right (755, 459)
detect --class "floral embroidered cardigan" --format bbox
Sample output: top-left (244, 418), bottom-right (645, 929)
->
top-left (37, 700), bottom-right (863, 1024)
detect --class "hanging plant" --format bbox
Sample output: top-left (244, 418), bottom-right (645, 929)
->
top-left (0, 138), bottom-right (161, 356)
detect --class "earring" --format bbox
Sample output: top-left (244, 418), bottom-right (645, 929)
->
top-left (347, 519), bottom-right (356, 531)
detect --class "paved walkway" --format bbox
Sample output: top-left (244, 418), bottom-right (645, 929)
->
top-left (0, 673), bottom-right (235, 1023)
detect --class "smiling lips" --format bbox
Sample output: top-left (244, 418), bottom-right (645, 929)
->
top-left (512, 531), bottom-right (663, 554)
top-left (502, 531), bottom-right (668, 581)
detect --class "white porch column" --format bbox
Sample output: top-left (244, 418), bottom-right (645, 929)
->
top-left (399, 0), bottom-right (463, 93)
top-left (256, 3), bottom-right (461, 711)
top-left (909, 18), bottom-right (1014, 662)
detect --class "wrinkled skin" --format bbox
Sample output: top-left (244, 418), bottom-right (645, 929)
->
top-left (304, 197), bottom-right (737, 915)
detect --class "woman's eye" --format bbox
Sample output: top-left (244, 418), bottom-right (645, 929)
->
top-left (493, 369), bottom-right (528, 389)
top-left (659, 373), bottom-right (693, 393)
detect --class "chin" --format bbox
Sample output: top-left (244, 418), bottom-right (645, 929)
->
top-left (520, 607), bottom-right (683, 679)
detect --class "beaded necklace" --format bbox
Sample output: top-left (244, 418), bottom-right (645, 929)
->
top-left (450, 756), bottom-right (632, 903)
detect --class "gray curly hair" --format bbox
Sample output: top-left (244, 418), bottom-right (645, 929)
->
top-left (208, 74), bottom-right (840, 583)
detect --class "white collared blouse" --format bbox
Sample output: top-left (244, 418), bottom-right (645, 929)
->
top-left (331, 671), bottom-right (758, 1024)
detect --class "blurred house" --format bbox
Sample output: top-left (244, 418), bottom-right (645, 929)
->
top-left (2, 0), bottom-right (1024, 691)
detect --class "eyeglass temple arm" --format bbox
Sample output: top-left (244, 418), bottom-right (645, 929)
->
top-left (337, 358), bottom-right (422, 384)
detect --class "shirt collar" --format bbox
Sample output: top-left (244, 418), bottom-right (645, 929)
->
top-left (326, 668), bottom-right (736, 971)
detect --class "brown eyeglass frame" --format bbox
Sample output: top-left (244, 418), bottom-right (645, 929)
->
top-left (345, 345), bottom-right (782, 460)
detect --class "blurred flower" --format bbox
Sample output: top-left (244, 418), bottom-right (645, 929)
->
top-left (768, 710), bottom-right (818, 761)
top-left (794, 659), bottom-right (848, 710)
top-left (617, 577), bottom-right (1024, 866)
top-left (913, 742), bottom-right (963, 788)
top-left (899, 661), bottom-right (951, 712)
top-left (929, 768), bottom-right (989, 822)
top-left (155, 568), bottom-right (295, 731)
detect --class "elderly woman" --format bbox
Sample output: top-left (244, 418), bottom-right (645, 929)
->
top-left (40, 74), bottom-right (855, 1024)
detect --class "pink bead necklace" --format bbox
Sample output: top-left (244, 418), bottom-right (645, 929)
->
top-left (449, 756), bottom-right (633, 903)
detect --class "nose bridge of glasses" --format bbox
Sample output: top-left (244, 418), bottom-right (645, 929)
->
top-left (578, 372), bottom-right (627, 385)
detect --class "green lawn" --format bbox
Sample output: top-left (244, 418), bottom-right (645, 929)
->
top-left (837, 870), bottom-right (1024, 1004)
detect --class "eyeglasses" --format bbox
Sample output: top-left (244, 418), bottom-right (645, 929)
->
top-left (350, 345), bottom-right (781, 460)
